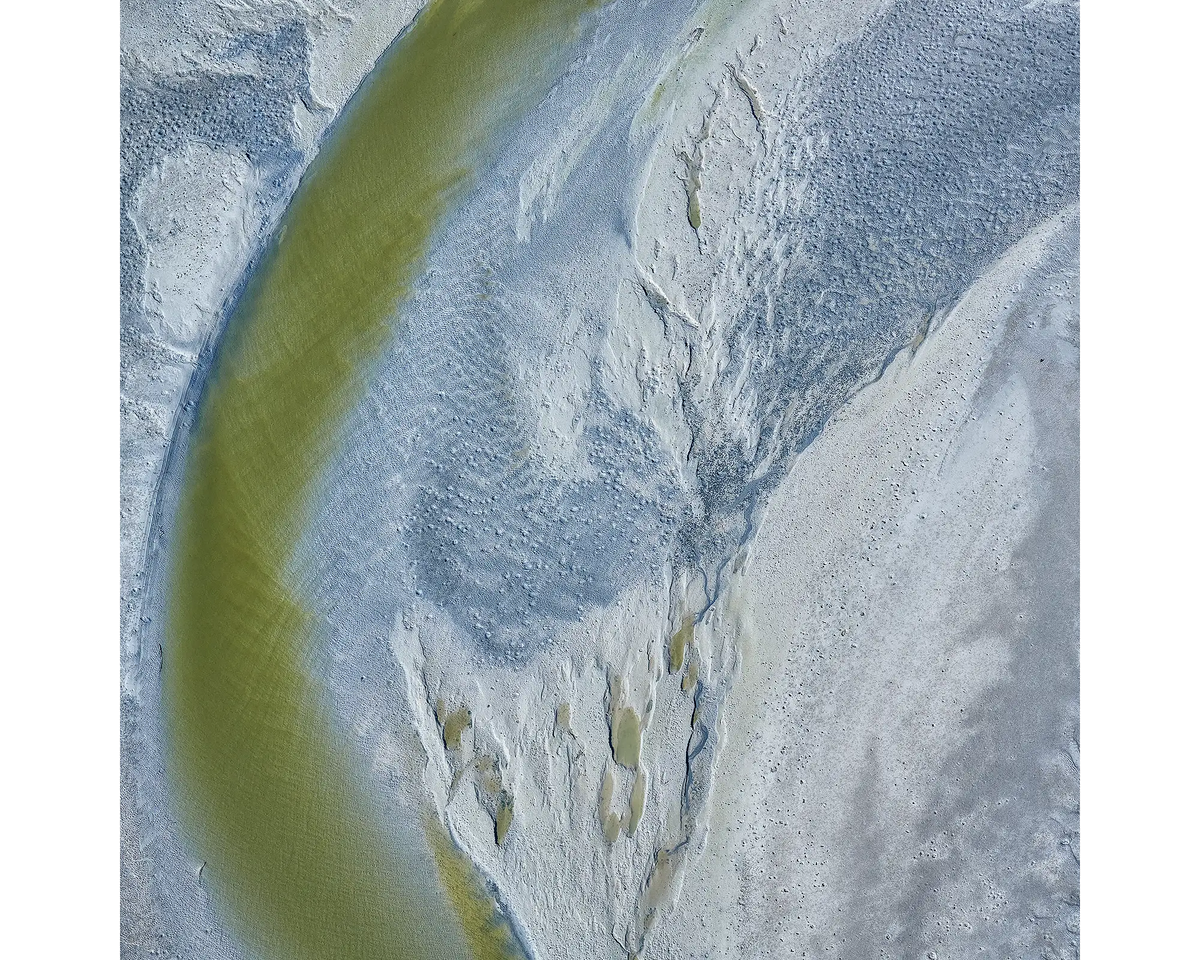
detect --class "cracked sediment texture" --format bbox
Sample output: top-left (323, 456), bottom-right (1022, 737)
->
top-left (164, 2), bottom-right (599, 959)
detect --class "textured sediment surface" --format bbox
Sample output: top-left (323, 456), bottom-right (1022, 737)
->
top-left (121, 1), bottom-right (1078, 958)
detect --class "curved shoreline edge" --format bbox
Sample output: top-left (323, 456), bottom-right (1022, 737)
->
top-left (163, 3), bottom-right (602, 959)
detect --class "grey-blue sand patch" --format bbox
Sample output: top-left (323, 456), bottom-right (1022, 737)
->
top-left (302, 0), bottom-right (704, 663)
top-left (680, 0), bottom-right (1078, 578)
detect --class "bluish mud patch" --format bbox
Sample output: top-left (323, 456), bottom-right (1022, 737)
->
top-left (403, 382), bottom-right (676, 651)
top-left (304, 0), bottom-right (705, 662)
top-left (307, 331), bottom-right (680, 660)
top-left (120, 22), bottom-right (311, 328)
top-left (680, 0), bottom-right (1079, 580)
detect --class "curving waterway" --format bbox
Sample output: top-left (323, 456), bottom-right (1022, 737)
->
top-left (164, 3), bottom-right (600, 959)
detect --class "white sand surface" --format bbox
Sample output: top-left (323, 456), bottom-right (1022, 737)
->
top-left (659, 208), bottom-right (1079, 958)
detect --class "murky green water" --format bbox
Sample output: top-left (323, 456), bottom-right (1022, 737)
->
top-left (165, 2), bottom-right (598, 959)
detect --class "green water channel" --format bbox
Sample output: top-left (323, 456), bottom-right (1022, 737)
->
top-left (165, 2), bottom-right (599, 959)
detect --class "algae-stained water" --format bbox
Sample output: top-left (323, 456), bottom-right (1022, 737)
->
top-left (165, 2), bottom-right (599, 959)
